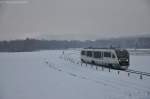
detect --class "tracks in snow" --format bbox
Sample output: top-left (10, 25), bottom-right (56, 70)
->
top-left (44, 58), bottom-right (150, 99)
top-left (43, 50), bottom-right (150, 98)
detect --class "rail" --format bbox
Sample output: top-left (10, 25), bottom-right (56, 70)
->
top-left (125, 69), bottom-right (150, 76)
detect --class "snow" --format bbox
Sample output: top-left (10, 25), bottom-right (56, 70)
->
top-left (0, 50), bottom-right (150, 99)
top-left (130, 55), bottom-right (150, 72)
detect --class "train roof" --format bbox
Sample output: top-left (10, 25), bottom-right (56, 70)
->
top-left (82, 47), bottom-right (128, 51)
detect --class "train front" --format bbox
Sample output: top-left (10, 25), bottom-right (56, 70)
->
top-left (115, 49), bottom-right (130, 70)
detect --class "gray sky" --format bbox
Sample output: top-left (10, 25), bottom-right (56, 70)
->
top-left (0, 0), bottom-right (150, 40)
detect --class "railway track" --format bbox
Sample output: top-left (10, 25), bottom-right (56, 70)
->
top-left (125, 69), bottom-right (150, 76)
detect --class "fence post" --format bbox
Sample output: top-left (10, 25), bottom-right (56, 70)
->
top-left (140, 74), bottom-right (143, 80)
top-left (96, 66), bottom-right (98, 70)
top-left (46, 61), bottom-right (48, 64)
top-left (128, 73), bottom-right (130, 77)
top-left (102, 66), bottom-right (104, 71)
top-left (117, 71), bottom-right (120, 75)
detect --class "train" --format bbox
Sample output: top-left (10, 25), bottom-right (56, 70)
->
top-left (80, 48), bottom-right (129, 70)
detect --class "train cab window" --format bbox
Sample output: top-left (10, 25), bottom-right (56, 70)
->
top-left (112, 54), bottom-right (115, 58)
top-left (87, 51), bottom-right (92, 57)
top-left (94, 51), bottom-right (101, 58)
top-left (104, 52), bottom-right (111, 57)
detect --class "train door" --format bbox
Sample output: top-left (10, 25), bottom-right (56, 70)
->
top-left (97, 51), bottom-right (102, 66)
top-left (103, 51), bottom-right (111, 66)
top-left (101, 51), bottom-right (104, 66)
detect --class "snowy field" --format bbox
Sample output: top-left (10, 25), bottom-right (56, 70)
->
top-left (0, 49), bottom-right (150, 99)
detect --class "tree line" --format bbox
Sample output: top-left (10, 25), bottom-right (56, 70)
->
top-left (0, 37), bottom-right (150, 52)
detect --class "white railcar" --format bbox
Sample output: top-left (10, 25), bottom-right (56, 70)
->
top-left (81, 48), bottom-right (129, 70)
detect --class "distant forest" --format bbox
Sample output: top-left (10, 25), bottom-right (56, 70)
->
top-left (0, 36), bottom-right (150, 52)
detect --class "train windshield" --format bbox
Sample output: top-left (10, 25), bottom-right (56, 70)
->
top-left (115, 49), bottom-right (129, 59)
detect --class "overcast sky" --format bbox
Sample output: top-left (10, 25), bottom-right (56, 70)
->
top-left (0, 0), bottom-right (150, 40)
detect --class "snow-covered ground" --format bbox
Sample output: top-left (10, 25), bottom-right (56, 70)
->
top-left (0, 50), bottom-right (150, 99)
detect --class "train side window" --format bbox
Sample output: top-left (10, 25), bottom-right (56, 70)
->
top-left (89, 51), bottom-right (92, 57)
top-left (94, 52), bottom-right (98, 58)
top-left (87, 51), bottom-right (92, 57)
top-left (99, 52), bottom-right (102, 58)
top-left (94, 52), bottom-right (96, 58)
top-left (104, 52), bottom-right (111, 57)
top-left (81, 51), bottom-right (83, 55)
top-left (94, 51), bottom-right (101, 58)
top-left (81, 51), bottom-right (85, 55)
